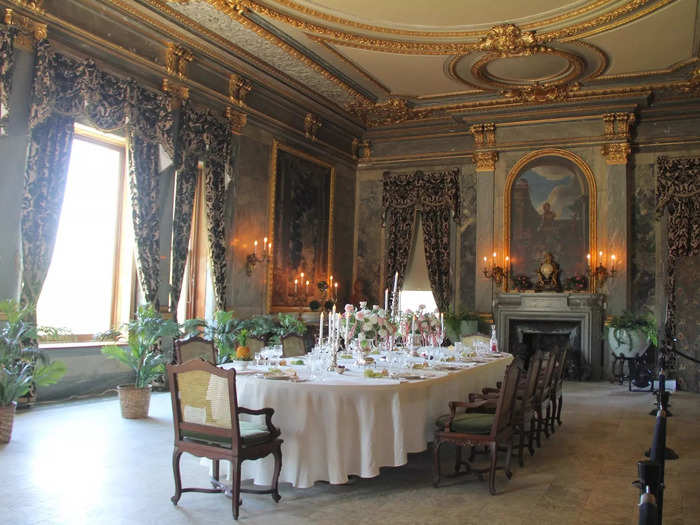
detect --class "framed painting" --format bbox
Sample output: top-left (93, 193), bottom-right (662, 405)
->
top-left (504, 150), bottom-right (596, 285)
top-left (266, 140), bottom-right (335, 312)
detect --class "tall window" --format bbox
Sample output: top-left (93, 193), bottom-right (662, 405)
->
top-left (400, 215), bottom-right (438, 312)
top-left (37, 125), bottom-right (134, 337)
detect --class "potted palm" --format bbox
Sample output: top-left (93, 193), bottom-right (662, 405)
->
top-left (444, 310), bottom-right (480, 344)
top-left (606, 311), bottom-right (658, 358)
top-left (0, 300), bottom-right (66, 443)
top-left (102, 305), bottom-right (179, 419)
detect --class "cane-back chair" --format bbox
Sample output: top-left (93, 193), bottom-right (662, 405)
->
top-left (246, 336), bottom-right (266, 358)
top-left (174, 336), bottom-right (217, 364)
top-left (167, 359), bottom-right (283, 520)
top-left (281, 334), bottom-right (306, 357)
top-left (433, 363), bottom-right (522, 494)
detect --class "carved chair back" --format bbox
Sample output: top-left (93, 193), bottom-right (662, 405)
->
top-left (246, 336), bottom-right (266, 357)
top-left (491, 363), bottom-right (522, 437)
top-left (174, 336), bottom-right (217, 364)
top-left (524, 351), bottom-right (544, 402)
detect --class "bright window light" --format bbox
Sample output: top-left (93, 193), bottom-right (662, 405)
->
top-left (37, 136), bottom-right (125, 334)
top-left (399, 290), bottom-right (438, 313)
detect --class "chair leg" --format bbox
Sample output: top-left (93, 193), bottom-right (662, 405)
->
top-left (556, 393), bottom-right (563, 426)
top-left (549, 396), bottom-right (557, 435)
top-left (231, 460), bottom-right (241, 520)
top-left (488, 442), bottom-right (498, 495)
top-left (213, 459), bottom-right (220, 482)
top-left (432, 440), bottom-right (442, 487)
top-left (454, 444), bottom-right (463, 473)
top-left (543, 402), bottom-right (551, 439)
top-left (528, 416), bottom-right (536, 456)
top-left (504, 442), bottom-right (513, 480)
top-left (171, 448), bottom-right (183, 505)
top-left (518, 421), bottom-right (525, 467)
top-left (535, 408), bottom-right (543, 448)
top-left (271, 446), bottom-right (282, 503)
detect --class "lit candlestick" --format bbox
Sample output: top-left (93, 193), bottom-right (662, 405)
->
top-left (483, 256), bottom-right (488, 267)
top-left (384, 288), bottom-right (389, 311)
top-left (294, 278), bottom-right (298, 294)
top-left (492, 252), bottom-right (497, 269)
top-left (344, 311), bottom-right (350, 342)
top-left (253, 240), bottom-right (258, 257)
top-left (300, 271), bottom-right (304, 282)
top-left (328, 308), bottom-right (332, 341)
top-left (334, 281), bottom-right (338, 301)
top-left (505, 256), bottom-right (510, 274)
top-left (329, 275), bottom-right (334, 287)
top-left (440, 312), bottom-right (444, 335)
top-left (611, 254), bottom-right (616, 271)
top-left (410, 314), bottom-right (416, 348)
top-left (305, 280), bottom-right (309, 293)
top-left (319, 311), bottom-right (324, 343)
top-left (599, 251), bottom-right (604, 265)
top-left (586, 253), bottom-right (591, 266)
top-left (392, 271), bottom-right (398, 297)
top-left (268, 242), bottom-right (272, 254)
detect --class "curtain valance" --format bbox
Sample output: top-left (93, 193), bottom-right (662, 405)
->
top-left (381, 169), bottom-right (461, 224)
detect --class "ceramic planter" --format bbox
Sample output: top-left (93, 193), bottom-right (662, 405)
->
top-left (608, 328), bottom-right (647, 358)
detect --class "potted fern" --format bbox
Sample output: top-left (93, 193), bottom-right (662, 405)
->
top-left (606, 311), bottom-right (658, 358)
top-left (101, 305), bottom-right (179, 419)
top-left (0, 300), bottom-right (66, 443)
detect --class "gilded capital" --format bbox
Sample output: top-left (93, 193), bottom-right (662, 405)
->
top-left (601, 143), bottom-right (631, 165)
top-left (470, 122), bottom-right (496, 147)
top-left (228, 73), bottom-right (252, 106)
top-left (165, 42), bottom-right (193, 79)
top-left (304, 113), bottom-right (322, 141)
top-left (601, 112), bottom-right (635, 165)
top-left (473, 151), bottom-right (498, 172)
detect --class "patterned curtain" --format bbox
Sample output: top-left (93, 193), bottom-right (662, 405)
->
top-left (20, 114), bottom-right (75, 307)
top-left (0, 25), bottom-right (17, 134)
top-left (171, 101), bottom-right (235, 312)
top-left (382, 169), bottom-right (460, 309)
top-left (656, 156), bottom-right (700, 347)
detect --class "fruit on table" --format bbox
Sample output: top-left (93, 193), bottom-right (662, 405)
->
top-left (236, 346), bottom-right (251, 360)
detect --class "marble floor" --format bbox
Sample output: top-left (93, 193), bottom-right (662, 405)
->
top-left (1, 382), bottom-right (698, 525)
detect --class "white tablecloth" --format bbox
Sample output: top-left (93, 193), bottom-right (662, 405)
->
top-left (218, 355), bottom-right (512, 488)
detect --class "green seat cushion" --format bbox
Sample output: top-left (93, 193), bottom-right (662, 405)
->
top-left (435, 412), bottom-right (495, 434)
top-left (182, 420), bottom-right (271, 448)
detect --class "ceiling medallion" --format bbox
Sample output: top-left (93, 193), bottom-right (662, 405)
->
top-left (345, 96), bottom-right (433, 128)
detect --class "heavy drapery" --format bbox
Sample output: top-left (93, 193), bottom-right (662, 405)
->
top-left (169, 101), bottom-right (235, 313)
top-left (382, 169), bottom-right (460, 311)
top-left (21, 39), bottom-right (173, 308)
top-left (656, 157), bottom-right (700, 349)
top-left (0, 25), bottom-right (17, 134)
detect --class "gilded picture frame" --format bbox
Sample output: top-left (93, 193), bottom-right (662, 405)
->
top-left (266, 140), bottom-right (335, 313)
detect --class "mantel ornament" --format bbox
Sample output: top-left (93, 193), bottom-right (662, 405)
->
top-left (535, 252), bottom-right (561, 292)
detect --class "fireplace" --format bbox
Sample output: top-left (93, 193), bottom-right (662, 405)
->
top-left (494, 293), bottom-right (605, 380)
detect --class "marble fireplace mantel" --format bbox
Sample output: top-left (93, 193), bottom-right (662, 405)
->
top-left (494, 293), bottom-right (605, 380)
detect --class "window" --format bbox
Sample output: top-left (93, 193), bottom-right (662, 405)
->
top-left (37, 125), bottom-right (134, 337)
top-left (399, 215), bottom-right (438, 313)
top-left (176, 165), bottom-right (215, 322)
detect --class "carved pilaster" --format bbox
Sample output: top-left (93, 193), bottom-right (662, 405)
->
top-left (228, 73), bottom-right (252, 106)
top-left (470, 122), bottom-right (498, 172)
top-left (165, 42), bottom-right (193, 79)
top-left (304, 112), bottom-right (321, 141)
top-left (601, 112), bottom-right (635, 165)
top-left (226, 106), bottom-right (247, 135)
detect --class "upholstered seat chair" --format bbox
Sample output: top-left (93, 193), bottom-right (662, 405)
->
top-left (167, 359), bottom-right (283, 520)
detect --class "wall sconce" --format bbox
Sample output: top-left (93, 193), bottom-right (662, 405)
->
top-left (482, 252), bottom-right (508, 288)
top-left (246, 237), bottom-right (271, 276)
top-left (586, 251), bottom-right (617, 290)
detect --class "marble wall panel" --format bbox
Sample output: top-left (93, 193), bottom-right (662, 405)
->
top-left (458, 167), bottom-right (478, 310)
top-left (674, 253), bottom-right (700, 392)
top-left (630, 162), bottom-right (656, 314)
top-left (355, 176), bottom-right (383, 306)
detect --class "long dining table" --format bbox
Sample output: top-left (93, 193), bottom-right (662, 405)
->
top-left (216, 352), bottom-right (512, 489)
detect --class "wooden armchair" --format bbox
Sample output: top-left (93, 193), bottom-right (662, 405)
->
top-left (433, 363), bottom-right (521, 495)
top-left (174, 336), bottom-right (217, 364)
top-left (472, 352), bottom-right (544, 467)
top-left (167, 359), bottom-right (283, 520)
top-left (281, 334), bottom-right (306, 357)
top-left (246, 336), bottom-right (266, 358)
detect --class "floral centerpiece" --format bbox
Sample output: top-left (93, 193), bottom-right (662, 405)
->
top-left (400, 305), bottom-right (443, 347)
top-left (564, 273), bottom-right (589, 292)
top-left (343, 303), bottom-right (398, 352)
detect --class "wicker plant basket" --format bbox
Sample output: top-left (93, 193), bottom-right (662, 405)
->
top-left (117, 385), bottom-right (152, 419)
top-left (0, 402), bottom-right (17, 444)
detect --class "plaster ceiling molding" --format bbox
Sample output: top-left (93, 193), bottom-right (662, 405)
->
top-left (345, 96), bottom-right (435, 128)
top-left (167, 0), bottom-right (365, 105)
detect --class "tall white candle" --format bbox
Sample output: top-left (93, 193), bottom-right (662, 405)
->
top-left (393, 271), bottom-right (398, 295)
top-left (319, 311), bottom-right (324, 342)
top-left (345, 312), bottom-right (350, 342)
top-left (384, 288), bottom-right (389, 311)
top-left (410, 314), bottom-right (415, 347)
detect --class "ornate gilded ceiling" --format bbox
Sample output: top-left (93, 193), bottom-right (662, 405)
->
top-left (159, 0), bottom-right (698, 126)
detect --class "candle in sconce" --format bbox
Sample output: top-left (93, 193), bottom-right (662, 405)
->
top-left (483, 256), bottom-right (488, 267)
top-left (599, 251), bottom-right (604, 265)
top-left (329, 275), bottom-right (334, 287)
top-left (505, 256), bottom-right (510, 273)
top-left (611, 254), bottom-right (616, 270)
top-left (492, 252), bottom-right (496, 268)
top-left (305, 280), bottom-right (309, 293)
top-left (300, 272), bottom-right (304, 282)
top-left (253, 240), bottom-right (258, 257)
top-left (586, 253), bottom-right (591, 266)
top-left (294, 278), bottom-right (298, 294)
top-left (334, 281), bottom-right (338, 300)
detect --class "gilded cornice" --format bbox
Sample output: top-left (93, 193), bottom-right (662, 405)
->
top-left (3, 7), bottom-right (46, 49)
top-left (345, 96), bottom-right (434, 128)
top-left (503, 83), bottom-right (581, 104)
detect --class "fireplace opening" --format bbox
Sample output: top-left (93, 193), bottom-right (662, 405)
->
top-left (508, 320), bottom-right (589, 379)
